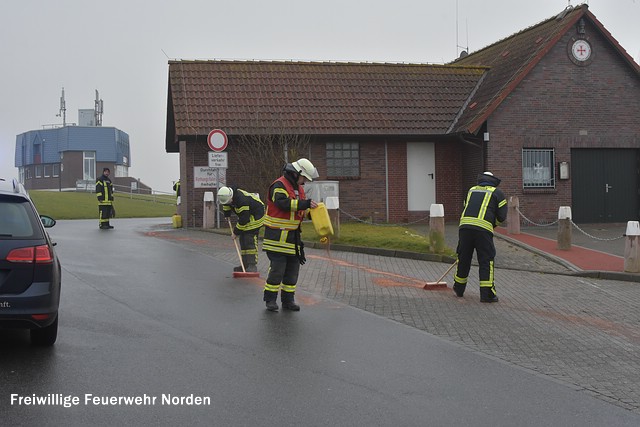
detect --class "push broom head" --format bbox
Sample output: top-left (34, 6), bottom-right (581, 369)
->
top-left (233, 271), bottom-right (260, 278)
top-left (227, 217), bottom-right (260, 278)
top-left (423, 280), bottom-right (448, 289)
top-left (424, 260), bottom-right (458, 290)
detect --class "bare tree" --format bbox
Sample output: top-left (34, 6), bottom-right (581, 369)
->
top-left (230, 100), bottom-right (311, 198)
top-left (233, 133), bottom-right (311, 197)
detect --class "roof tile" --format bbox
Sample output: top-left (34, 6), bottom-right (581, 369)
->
top-left (168, 61), bottom-right (485, 136)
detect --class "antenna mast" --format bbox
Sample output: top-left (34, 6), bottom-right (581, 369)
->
top-left (455, 0), bottom-right (469, 57)
top-left (94, 90), bottom-right (103, 126)
top-left (56, 87), bottom-right (67, 126)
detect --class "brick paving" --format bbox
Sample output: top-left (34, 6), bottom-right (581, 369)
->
top-left (148, 225), bottom-right (640, 415)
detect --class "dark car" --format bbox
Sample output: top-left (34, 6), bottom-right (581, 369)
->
top-left (0, 178), bottom-right (61, 346)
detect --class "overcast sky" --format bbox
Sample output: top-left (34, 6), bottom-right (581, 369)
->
top-left (0, 0), bottom-right (638, 193)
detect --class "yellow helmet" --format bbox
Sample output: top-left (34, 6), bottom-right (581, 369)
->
top-left (292, 158), bottom-right (319, 181)
top-left (217, 186), bottom-right (233, 204)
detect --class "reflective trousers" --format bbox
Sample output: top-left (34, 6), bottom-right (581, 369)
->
top-left (238, 229), bottom-right (259, 268)
top-left (263, 251), bottom-right (300, 302)
top-left (98, 204), bottom-right (112, 226)
top-left (454, 228), bottom-right (497, 294)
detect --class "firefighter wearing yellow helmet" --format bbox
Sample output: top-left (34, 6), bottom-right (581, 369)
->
top-left (262, 158), bottom-right (319, 311)
top-left (217, 186), bottom-right (265, 273)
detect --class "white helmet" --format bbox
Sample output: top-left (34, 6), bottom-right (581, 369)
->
top-left (217, 186), bottom-right (233, 204)
top-left (292, 158), bottom-right (319, 181)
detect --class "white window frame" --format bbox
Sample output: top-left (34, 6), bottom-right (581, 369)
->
top-left (522, 148), bottom-right (555, 188)
top-left (83, 151), bottom-right (96, 181)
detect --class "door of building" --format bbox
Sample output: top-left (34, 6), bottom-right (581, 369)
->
top-left (407, 142), bottom-right (436, 211)
top-left (571, 149), bottom-right (638, 223)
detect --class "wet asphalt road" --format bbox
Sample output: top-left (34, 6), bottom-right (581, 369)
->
top-left (1, 218), bottom-right (639, 426)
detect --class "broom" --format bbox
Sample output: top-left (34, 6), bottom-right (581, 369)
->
top-left (424, 259), bottom-right (458, 289)
top-left (228, 219), bottom-right (260, 278)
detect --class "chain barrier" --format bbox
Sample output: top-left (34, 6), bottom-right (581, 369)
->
top-left (338, 208), bottom-right (430, 227)
top-left (516, 207), bottom-right (625, 242)
top-left (516, 207), bottom-right (558, 227)
top-left (569, 219), bottom-right (625, 241)
top-left (337, 206), bottom-right (626, 242)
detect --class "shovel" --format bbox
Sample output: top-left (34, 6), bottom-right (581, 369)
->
top-left (424, 259), bottom-right (458, 289)
top-left (228, 219), bottom-right (260, 278)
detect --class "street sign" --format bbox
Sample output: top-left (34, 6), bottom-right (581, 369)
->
top-left (207, 129), bottom-right (228, 152)
top-left (208, 152), bottom-right (228, 168)
top-left (193, 166), bottom-right (226, 188)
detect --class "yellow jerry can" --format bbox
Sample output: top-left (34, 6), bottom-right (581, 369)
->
top-left (172, 214), bottom-right (182, 228)
top-left (309, 203), bottom-right (334, 238)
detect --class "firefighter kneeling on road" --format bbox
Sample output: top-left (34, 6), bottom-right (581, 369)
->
top-left (453, 171), bottom-right (507, 303)
top-left (262, 158), bottom-right (319, 312)
top-left (217, 186), bottom-right (265, 273)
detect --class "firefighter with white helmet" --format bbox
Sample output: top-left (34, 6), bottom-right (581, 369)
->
top-left (453, 171), bottom-right (507, 303)
top-left (217, 186), bottom-right (265, 273)
top-left (262, 158), bottom-right (318, 311)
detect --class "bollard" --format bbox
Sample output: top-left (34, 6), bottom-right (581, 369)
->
top-left (429, 204), bottom-right (445, 253)
top-left (203, 191), bottom-right (215, 229)
top-left (557, 206), bottom-right (572, 250)
top-left (507, 196), bottom-right (520, 234)
top-left (624, 221), bottom-right (640, 273)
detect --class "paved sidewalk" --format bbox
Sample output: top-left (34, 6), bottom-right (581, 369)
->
top-left (149, 223), bottom-right (640, 415)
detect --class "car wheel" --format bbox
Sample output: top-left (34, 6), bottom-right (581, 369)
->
top-left (30, 315), bottom-right (58, 346)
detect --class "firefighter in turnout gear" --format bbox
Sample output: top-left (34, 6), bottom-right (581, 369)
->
top-left (96, 167), bottom-right (115, 229)
top-left (262, 158), bottom-right (319, 312)
top-left (217, 186), bottom-right (265, 273)
top-left (453, 172), bottom-right (507, 302)
top-left (173, 179), bottom-right (181, 205)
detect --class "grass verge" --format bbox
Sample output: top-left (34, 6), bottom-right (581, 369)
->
top-left (29, 190), bottom-right (454, 255)
top-left (29, 190), bottom-right (176, 219)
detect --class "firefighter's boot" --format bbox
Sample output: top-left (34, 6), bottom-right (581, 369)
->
top-left (264, 290), bottom-right (279, 311)
top-left (243, 255), bottom-right (257, 272)
top-left (480, 287), bottom-right (499, 303)
top-left (281, 292), bottom-right (300, 311)
top-left (242, 255), bottom-right (257, 272)
top-left (453, 281), bottom-right (466, 297)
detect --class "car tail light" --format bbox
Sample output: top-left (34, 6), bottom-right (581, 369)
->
top-left (6, 245), bottom-right (54, 264)
top-left (32, 314), bottom-right (51, 320)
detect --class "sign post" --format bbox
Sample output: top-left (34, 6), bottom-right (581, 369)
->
top-left (207, 129), bottom-right (228, 228)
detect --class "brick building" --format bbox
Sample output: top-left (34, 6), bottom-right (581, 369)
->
top-left (165, 4), bottom-right (640, 227)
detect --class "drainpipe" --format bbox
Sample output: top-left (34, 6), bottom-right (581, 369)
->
top-left (385, 141), bottom-right (389, 222)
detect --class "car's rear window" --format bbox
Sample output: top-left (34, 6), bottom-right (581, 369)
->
top-left (0, 197), bottom-right (41, 239)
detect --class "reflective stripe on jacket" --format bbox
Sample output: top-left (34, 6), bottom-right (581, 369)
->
top-left (263, 176), bottom-right (307, 254)
top-left (222, 189), bottom-right (265, 233)
top-left (96, 176), bottom-right (114, 205)
top-left (459, 185), bottom-right (507, 234)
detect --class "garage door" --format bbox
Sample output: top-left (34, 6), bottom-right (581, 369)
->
top-left (571, 149), bottom-right (638, 223)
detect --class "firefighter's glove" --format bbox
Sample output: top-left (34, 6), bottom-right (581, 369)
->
top-left (298, 246), bottom-right (306, 265)
top-left (295, 233), bottom-right (306, 265)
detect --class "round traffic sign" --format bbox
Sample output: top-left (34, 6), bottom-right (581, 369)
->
top-left (207, 129), bottom-right (228, 152)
